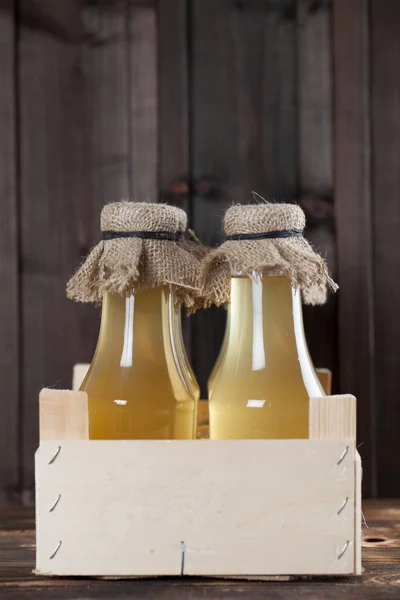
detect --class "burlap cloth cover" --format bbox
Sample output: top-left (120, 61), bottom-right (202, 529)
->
top-left (180, 229), bottom-right (209, 261)
top-left (67, 202), bottom-right (202, 308)
top-left (200, 203), bottom-right (338, 306)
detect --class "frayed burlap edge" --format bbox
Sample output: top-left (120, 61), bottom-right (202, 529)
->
top-left (200, 237), bottom-right (338, 307)
top-left (67, 240), bottom-right (202, 309)
top-left (66, 202), bottom-right (203, 309)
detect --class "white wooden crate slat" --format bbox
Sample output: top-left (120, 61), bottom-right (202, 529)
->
top-left (36, 439), bottom-right (355, 577)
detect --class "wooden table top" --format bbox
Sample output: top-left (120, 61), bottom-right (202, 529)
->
top-left (0, 500), bottom-right (399, 599)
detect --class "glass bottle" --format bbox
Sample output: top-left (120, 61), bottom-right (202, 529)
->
top-left (81, 287), bottom-right (198, 440)
top-left (209, 275), bottom-right (324, 440)
top-left (208, 305), bottom-right (230, 399)
top-left (171, 304), bottom-right (200, 425)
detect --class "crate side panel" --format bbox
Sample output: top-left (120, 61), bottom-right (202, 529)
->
top-left (36, 440), bottom-right (355, 576)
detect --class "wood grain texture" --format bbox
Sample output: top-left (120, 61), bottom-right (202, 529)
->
top-left (18, 0), bottom-right (85, 42)
top-left (18, 0), bottom-right (140, 497)
top-left (83, 0), bottom-right (130, 204)
top-left (355, 451), bottom-right (362, 574)
top-left (333, 0), bottom-right (376, 497)
top-left (76, 0), bottom-right (132, 359)
top-left (18, 0), bottom-right (94, 498)
top-left (190, 0), bottom-right (298, 394)
top-left (39, 389), bottom-right (88, 441)
top-left (190, 0), bottom-right (298, 205)
top-left (297, 0), bottom-right (337, 384)
top-left (0, 0), bottom-right (19, 504)
top-left (232, 0), bottom-right (297, 198)
top-left (128, 0), bottom-right (158, 202)
top-left (157, 0), bottom-right (193, 357)
top-left (309, 395), bottom-right (356, 440)
top-left (189, 0), bottom-right (234, 395)
top-left (158, 0), bottom-right (189, 211)
top-left (1, 0), bottom-right (397, 507)
top-left (297, 0), bottom-right (332, 193)
top-left (35, 439), bottom-right (356, 576)
top-left (370, 0), bottom-right (400, 498)
top-left (0, 500), bottom-right (399, 597)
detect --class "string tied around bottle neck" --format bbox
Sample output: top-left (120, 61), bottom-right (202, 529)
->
top-left (200, 202), bottom-right (338, 307)
top-left (101, 230), bottom-right (185, 242)
top-left (67, 201), bottom-right (204, 308)
top-left (225, 229), bottom-right (304, 241)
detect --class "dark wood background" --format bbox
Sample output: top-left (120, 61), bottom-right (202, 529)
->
top-left (0, 0), bottom-right (398, 505)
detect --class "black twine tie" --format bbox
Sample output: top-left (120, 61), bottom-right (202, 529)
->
top-left (225, 229), bottom-right (304, 241)
top-left (102, 230), bottom-right (183, 241)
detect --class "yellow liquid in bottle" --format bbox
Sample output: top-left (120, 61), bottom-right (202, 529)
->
top-left (173, 305), bottom-right (200, 401)
top-left (172, 305), bottom-right (200, 429)
top-left (208, 305), bottom-right (230, 399)
top-left (81, 287), bottom-right (198, 440)
top-left (209, 276), bottom-right (324, 439)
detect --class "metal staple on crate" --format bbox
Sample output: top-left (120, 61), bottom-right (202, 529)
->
top-left (337, 445), bottom-right (349, 465)
top-left (48, 446), bottom-right (61, 465)
top-left (180, 542), bottom-right (186, 576)
top-left (337, 540), bottom-right (350, 560)
top-left (48, 447), bottom-right (63, 558)
top-left (49, 541), bottom-right (62, 560)
top-left (49, 494), bottom-right (61, 512)
top-left (336, 444), bottom-right (351, 560)
top-left (337, 497), bottom-right (349, 516)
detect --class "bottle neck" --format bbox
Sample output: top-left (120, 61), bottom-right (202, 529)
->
top-left (226, 275), bottom-right (324, 396)
top-left (95, 287), bottom-right (172, 369)
top-left (86, 287), bottom-right (198, 399)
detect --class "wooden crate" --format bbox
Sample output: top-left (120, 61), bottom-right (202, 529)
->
top-left (35, 373), bottom-right (361, 579)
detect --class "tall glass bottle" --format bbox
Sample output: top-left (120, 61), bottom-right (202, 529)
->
top-left (209, 275), bottom-right (324, 440)
top-left (208, 306), bottom-right (230, 399)
top-left (81, 287), bottom-right (198, 440)
top-left (172, 304), bottom-right (200, 425)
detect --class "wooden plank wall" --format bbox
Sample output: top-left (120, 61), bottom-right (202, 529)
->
top-left (369, 0), bottom-right (400, 497)
top-left (0, 0), bottom-right (19, 505)
top-left (190, 0), bottom-right (299, 394)
top-left (333, 0), bottom-right (400, 497)
top-left (157, 0), bottom-right (192, 352)
top-left (1, 0), bottom-right (400, 502)
top-left (16, 0), bottom-right (159, 501)
top-left (297, 0), bottom-right (338, 381)
top-left (333, 0), bottom-right (377, 498)
top-left (19, 0), bottom-right (92, 503)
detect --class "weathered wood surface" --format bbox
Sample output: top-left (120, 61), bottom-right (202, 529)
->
top-left (157, 0), bottom-right (193, 354)
top-left (127, 0), bottom-right (158, 201)
top-left (2, 0), bottom-right (400, 504)
top-left (35, 439), bottom-right (357, 577)
top-left (369, 0), bottom-right (400, 498)
top-left (190, 0), bottom-right (298, 396)
top-left (83, 0), bottom-right (130, 205)
top-left (18, 0), bottom-right (96, 502)
top-left (0, 0), bottom-right (19, 506)
top-left (333, 0), bottom-right (376, 499)
top-left (297, 0), bottom-right (338, 387)
top-left (17, 0), bottom-right (159, 499)
top-left (158, 0), bottom-right (189, 212)
top-left (0, 500), bottom-right (399, 598)
top-left (34, 391), bottom-right (358, 577)
top-left (309, 395), bottom-right (356, 440)
top-left (39, 389), bottom-right (89, 441)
